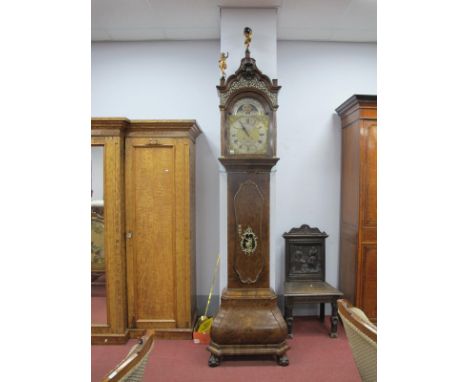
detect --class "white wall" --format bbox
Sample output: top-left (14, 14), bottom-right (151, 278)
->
top-left (220, 8), bottom-right (277, 78)
top-left (92, 41), bottom-right (222, 306)
top-left (91, 146), bottom-right (104, 201)
top-left (276, 41), bottom-right (377, 312)
top-left (91, 40), bottom-right (376, 314)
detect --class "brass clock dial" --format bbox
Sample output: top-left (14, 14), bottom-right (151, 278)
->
top-left (227, 97), bottom-right (270, 155)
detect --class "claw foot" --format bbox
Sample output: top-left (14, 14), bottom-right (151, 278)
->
top-left (277, 354), bottom-right (289, 366)
top-left (208, 354), bottom-right (220, 367)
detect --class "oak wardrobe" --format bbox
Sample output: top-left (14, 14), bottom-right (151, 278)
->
top-left (336, 95), bottom-right (377, 323)
top-left (91, 118), bottom-right (201, 342)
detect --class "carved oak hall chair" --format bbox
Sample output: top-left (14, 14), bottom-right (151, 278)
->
top-left (283, 225), bottom-right (343, 338)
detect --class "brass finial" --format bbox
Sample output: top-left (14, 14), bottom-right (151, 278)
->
top-left (244, 27), bottom-right (252, 53)
top-left (218, 52), bottom-right (229, 79)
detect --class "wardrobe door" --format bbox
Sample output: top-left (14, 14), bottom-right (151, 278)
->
top-left (91, 118), bottom-right (128, 345)
top-left (126, 137), bottom-right (178, 330)
top-left (358, 121), bottom-right (377, 321)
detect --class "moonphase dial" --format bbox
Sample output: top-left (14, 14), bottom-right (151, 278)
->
top-left (227, 97), bottom-right (270, 155)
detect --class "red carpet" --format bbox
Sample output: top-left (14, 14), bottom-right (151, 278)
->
top-left (92, 316), bottom-right (361, 382)
top-left (91, 296), bottom-right (107, 324)
top-left (92, 277), bottom-right (107, 324)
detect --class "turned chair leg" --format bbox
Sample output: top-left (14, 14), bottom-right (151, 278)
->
top-left (330, 301), bottom-right (338, 338)
top-left (284, 299), bottom-right (294, 338)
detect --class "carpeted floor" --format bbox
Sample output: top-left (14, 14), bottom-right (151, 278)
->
top-left (91, 276), bottom-right (107, 324)
top-left (92, 316), bottom-right (361, 382)
top-left (91, 296), bottom-right (107, 324)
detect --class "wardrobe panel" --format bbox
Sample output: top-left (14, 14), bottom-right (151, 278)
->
top-left (134, 143), bottom-right (176, 324)
top-left (360, 244), bottom-right (377, 321)
top-left (362, 122), bottom-right (377, 227)
top-left (336, 95), bottom-right (377, 323)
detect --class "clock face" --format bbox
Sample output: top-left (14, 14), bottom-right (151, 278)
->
top-left (227, 97), bottom-right (270, 155)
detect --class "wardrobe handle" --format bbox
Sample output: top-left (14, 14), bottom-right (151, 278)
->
top-left (126, 231), bottom-right (133, 239)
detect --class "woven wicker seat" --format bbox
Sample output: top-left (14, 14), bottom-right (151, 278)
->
top-left (101, 331), bottom-right (155, 382)
top-left (338, 299), bottom-right (377, 382)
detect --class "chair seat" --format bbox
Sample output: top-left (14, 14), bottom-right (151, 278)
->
top-left (284, 281), bottom-right (343, 297)
top-left (283, 281), bottom-right (343, 338)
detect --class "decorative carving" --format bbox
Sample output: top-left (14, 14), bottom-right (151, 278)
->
top-left (284, 224), bottom-right (324, 237)
top-left (290, 245), bottom-right (321, 274)
top-left (218, 50), bottom-right (280, 109)
top-left (220, 77), bottom-right (277, 107)
top-left (239, 226), bottom-right (258, 256)
top-left (284, 225), bottom-right (327, 281)
top-left (244, 27), bottom-right (253, 52)
top-left (218, 52), bottom-right (229, 79)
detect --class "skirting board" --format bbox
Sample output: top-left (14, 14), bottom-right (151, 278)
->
top-left (129, 328), bottom-right (193, 340)
top-left (91, 331), bottom-right (129, 345)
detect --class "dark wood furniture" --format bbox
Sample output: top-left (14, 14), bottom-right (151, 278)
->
top-left (208, 46), bottom-right (289, 367)
top-left (336, 95), bottom-right (377, 323)
top-left (283, 225), bottom-right (343, 338)
top-left (101, 330), bottom-right (155, 382)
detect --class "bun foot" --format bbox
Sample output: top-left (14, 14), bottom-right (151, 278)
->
top-left (208, 354), bottom-right (220, 367)
top-left (277, 354), bottom-right (289, 366)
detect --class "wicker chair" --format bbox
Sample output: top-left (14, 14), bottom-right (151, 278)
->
top-left (338, 299), bottom-right (377, 382)
top-left (101, 331), bottom-right (155, 382)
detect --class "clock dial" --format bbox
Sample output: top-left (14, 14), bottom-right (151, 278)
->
top-left (227, 98), bottom-right (270, 155)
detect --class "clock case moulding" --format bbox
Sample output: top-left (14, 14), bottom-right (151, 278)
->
top-left (208, 50), bottom-right (289, 367)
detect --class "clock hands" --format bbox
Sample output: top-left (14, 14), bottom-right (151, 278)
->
top-left (240, 121), bottom-right (250, 137)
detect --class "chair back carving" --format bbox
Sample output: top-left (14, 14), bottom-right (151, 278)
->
top-left (283, 225), bottom-right (328, 282)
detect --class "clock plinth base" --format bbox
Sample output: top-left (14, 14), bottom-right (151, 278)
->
top-left (207, 288), bottom-right (289, 366)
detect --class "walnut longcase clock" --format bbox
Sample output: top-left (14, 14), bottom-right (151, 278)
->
top-left (207, 49), bottom-right (289, 367)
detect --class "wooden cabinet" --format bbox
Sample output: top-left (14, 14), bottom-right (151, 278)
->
top-left (91, 118), bottom-right (201, 341)
top-left (91, 118), bottom-right (129, 344)
top-left (336, 95), bottom-right (377, 322)
top-left (125, 121), bottom-right (200, 339)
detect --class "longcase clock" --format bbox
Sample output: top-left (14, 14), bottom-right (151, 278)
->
top-left (207, 45), bottom-right (289, 367)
